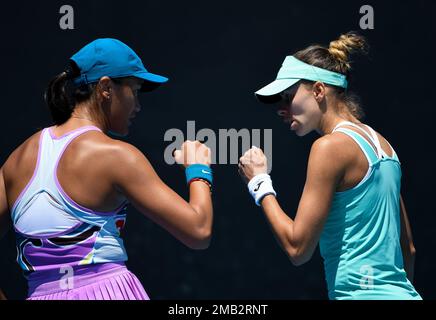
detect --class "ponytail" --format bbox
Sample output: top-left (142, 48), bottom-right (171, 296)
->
top-left (44, 71), bottom-right (74, 125)
top-left (44, 61), bottom-right (97, 125)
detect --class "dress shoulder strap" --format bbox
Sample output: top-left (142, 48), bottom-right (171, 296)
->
top-left (334, 127), bottom-right (380, 166)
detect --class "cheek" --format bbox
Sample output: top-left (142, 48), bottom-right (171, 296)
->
top-left (289, 95), bottom-right (302, 114)
top-left (114, 94), bottom-right (133, 116)
top-left (291, 94), bottom-right (321, 131)
top-left (112, 99), bottom-right (126, 118)
top-left (123, 93), bottom-right (136, 112)
top-left (109, 101), bottom-right (129, 128)
top-left (290, 94), bottom-right (311, 116)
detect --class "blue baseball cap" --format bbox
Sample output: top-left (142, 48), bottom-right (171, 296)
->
top-left (255, 56), bottom-right (348, 103)
top-left (70, 38), bottom-right (168, 91)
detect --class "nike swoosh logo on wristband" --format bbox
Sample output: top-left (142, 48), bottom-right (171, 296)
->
top-left (254, 181), bottom-right (263, 192)
top-left (201, 170), bottom-right (211, 175)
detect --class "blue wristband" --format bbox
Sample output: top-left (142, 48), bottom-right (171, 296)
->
top-left (185, 164), bottom-right (213, 185)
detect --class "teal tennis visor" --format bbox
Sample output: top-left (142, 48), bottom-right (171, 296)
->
top-left (255, 56), bottom-right (348, 103)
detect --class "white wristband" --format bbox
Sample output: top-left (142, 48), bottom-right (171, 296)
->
top-left (247, 174), bottom-right (277, 206)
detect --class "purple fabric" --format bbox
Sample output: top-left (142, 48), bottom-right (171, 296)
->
top-left (13, 126), bottom-right (129, 274)
top-left (27, 262), bottom-right (149, 300)
top-left (22, 232), bottom-right (97, 271)
top-left (48, 125), bottom-right (102, 140)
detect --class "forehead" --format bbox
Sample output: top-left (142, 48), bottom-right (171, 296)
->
top-left (281, 84), bottom-right (299, 96)
top-left (274, 83), bottom-right (302, 107)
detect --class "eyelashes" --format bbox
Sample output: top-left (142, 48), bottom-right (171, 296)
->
top-left (277, 110), bottom-right (288, 117)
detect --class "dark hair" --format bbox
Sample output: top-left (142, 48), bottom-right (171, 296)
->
top-left (44, 61), bottom-right (99, 125)
top-left (293, 31), bottom-right (369, 120)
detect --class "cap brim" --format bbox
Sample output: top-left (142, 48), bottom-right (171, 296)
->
top-left (254, 79), bottom-right (299, 104)
top-left (134, 71), bottom-right (169, 92)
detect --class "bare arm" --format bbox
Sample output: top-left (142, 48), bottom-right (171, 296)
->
top-left (399, 195), bottom-right (416, 283)
top-left (239, 138), bottom-right (343, 265)
top-left (0, 166), bottom-right (10, 300)
top-left (113, 141), bottom-right (213, 250)
top-left (0, 167), bottom-right (10, 240)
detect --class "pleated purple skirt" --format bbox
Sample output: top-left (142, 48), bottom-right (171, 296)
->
top-left (26, 262), bottom-right (150, 300)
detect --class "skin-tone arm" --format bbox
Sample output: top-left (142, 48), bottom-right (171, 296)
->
top-left (113, 140), bottom-right (213, 250)
top-left (0, 166), bottom-right (10, 299)
top-left (399, 195), bottom-right (416, 283)
top-left (0, 167), bottom-right (10, 240)
top-left (239, 138), bottom-right (343, 265)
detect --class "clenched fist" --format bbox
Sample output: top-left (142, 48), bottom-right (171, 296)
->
top-left (174, 140), bottom-right (211, 168)
top-left (238, 146), bottom-right (268, 183)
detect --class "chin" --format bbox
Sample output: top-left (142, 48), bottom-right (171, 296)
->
top-left (294, 126), bottom-right (311, 137)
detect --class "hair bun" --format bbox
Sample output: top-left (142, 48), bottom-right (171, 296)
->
top-left (328, 32), bottom-right (368, 72)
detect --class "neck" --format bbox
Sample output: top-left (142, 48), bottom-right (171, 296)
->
top-left (65, 102), bottom-right (109, 132)
top-left (317, 107), bottom-right (359, 136)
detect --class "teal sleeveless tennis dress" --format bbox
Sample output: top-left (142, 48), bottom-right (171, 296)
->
top-left (319, 121), bottom-right (421, 300)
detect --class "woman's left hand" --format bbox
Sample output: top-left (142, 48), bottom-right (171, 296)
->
top-left (238, 146), bottom-right (268, 183)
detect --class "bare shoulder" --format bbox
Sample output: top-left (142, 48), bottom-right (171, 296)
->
top-left (106, 138), bottom-right (154, 178)
top-left (2, 130), bottom-right (42, 175)
top-left (310, 133), bottom-right (353, 164)
top-left (57, 131), bottom-right (154, 195)
top-left (71, 131), bottom-right (148, 167)
top-left (83, 134), bottom-right (158, 192)
top-left (306, 133), bottom-right (357, 183)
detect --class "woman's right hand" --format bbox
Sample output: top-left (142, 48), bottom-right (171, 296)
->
top-left (238, 146), bottom-right (268, 183)
top-left (174, 140), bottom-right (211, 168)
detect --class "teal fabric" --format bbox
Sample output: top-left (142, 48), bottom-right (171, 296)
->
top-left (319, 128), bottom-right (421, 300)
top-left (185, 164), bottom-right (213, 185)
top-left (276, 56), bottom-right (348, 88)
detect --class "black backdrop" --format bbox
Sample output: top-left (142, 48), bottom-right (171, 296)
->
top-left (0, 0), bottom-right (435, 300)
